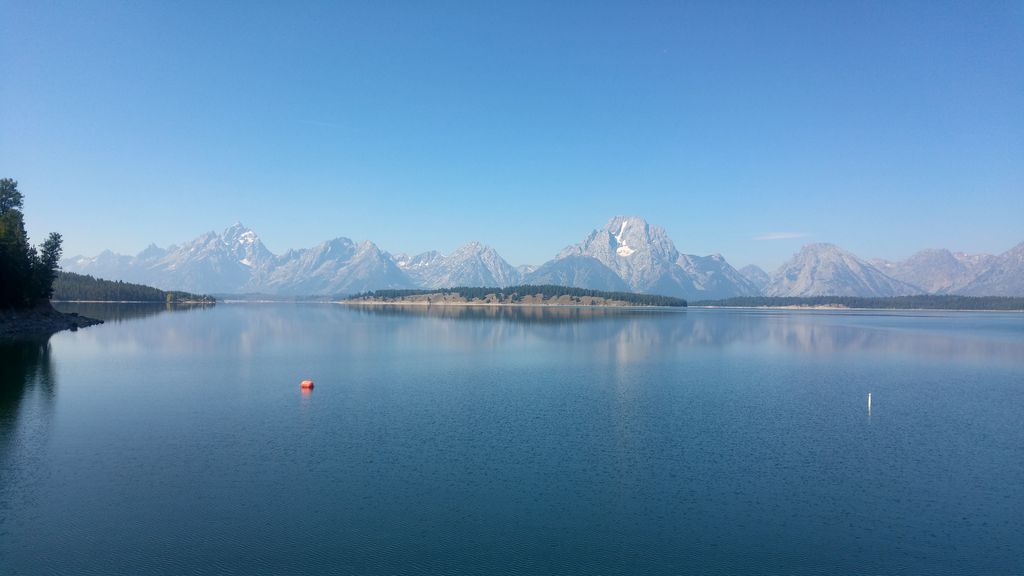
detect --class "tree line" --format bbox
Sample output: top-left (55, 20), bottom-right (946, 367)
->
top-left (349, 285), bottom-right (687, 307)
top-left (691, 295), bottom-right (1024, 311)
top-left (0, 179), bottom-right (63, 308)
top-left (52, 271), bottom-right (216, 303)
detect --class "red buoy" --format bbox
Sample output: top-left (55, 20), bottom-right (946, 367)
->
top-left (300, 379), bottom-right (314, 390)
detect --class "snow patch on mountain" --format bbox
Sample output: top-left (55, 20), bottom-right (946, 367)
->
top-left (552, 216), bottom-right (757, 299)
top-left (63, 218), bottom-right (1020, 297)
top-left (613, 220), bottom-right (636, 256)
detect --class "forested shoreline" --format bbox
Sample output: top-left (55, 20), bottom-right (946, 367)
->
top-left (53, 272), bottom-right (216, 303)
top-left (348, 285), bottom-right (687, 307)
top-left (0, 178), bottom-right (108, 338)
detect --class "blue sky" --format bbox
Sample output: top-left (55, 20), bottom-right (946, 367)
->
top-left (2, 1), bottom-right (1021, 270)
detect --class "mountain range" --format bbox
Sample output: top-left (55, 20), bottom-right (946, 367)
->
top-left (62, 217), bottom-right (1024, 298)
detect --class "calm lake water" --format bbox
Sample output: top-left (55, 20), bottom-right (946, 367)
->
top-left (2, 304), bottom-right (1023, 575)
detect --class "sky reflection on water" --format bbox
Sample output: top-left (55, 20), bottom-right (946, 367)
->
top-left (2, 304), bottom-right (1022, 575)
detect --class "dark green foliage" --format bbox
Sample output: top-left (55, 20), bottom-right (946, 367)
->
top-left (0, 179), bottom-right (64, 308)
top-left (0, 178), bottom-right (24, 213)
top-left (34, 233), bottom-right (63, 299)
top-left (350, 285), bottom-right (687, 307)
top-left (52, 272), bottom-right (216, 303)
top-left (692, 295), bottom-right (1024, 311)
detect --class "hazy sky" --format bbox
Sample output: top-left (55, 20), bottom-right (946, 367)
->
top-left (2, 1), bottom-right (1021, 270)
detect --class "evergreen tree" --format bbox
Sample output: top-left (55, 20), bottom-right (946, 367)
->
top-left (0, 178), bottom-right (24, 213)
top-left (35, 233), bottom-right (63, 299)
top-left (349, 284), bottom-right (687, 307)
top-left (0, 178), bottom-right (33, 306)
top-left (52, 271), bottom-right (215, 303)
top-left (0, 179), bottom-right (66, 307)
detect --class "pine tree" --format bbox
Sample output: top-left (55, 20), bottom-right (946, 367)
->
top-left (35, 233), bottom-right (63, 299)
top-left (0, 179), bottom-right (65, 307)
top-left (0, 179), bottom-right (33, 306)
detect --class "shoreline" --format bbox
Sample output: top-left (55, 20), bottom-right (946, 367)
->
top-left (45, 300), bottom-right (1017, 313)
top-left (692, 305), bottom-right (1023, 312)
top-left (52, 300), bottom-right (214, 304)
top-left (0, 304), bottom-right (104, 340)
top-left (339, 300), bottom-right (681, 309)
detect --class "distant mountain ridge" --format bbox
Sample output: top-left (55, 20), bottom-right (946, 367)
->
top-left (394, 242), bottom-right (521, 289)
top-left (869, 242), bottom-right (1024, 297)
top-left (738, 265), bottom-right (770, 291)
top-left (546, 216), bottom-right (759, 299)
top-left (871, 249), bottom-right (996, 294)
top-left (765, 243), bottom-right (919, 297)
top-left (62, 219), bottom-right (1024, 297)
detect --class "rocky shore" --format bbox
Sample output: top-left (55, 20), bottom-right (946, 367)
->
top-left (0, 303), bottom-right (103, 340)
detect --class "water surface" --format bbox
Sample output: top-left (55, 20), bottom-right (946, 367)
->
top-left (2, 304), bottom-right (1022, 575)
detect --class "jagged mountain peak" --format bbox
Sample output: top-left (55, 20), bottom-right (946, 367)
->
top-left (604, 215), bottom-right (654, 234)
top-left (221, 222), bottom-right (260, 245)
top-left (765, 243), bottom-right (918, 297)
top-left (797, 242), bottom-right (844, 255)
top-left (871, 247), bottom-right (998, 294)
top-left (451, 241), bottom-right (491, 255)
top-left (355, 239), bottom-right (381, 253)
top-left (1003, 241), bottom-right (1024, 259)
top-left (135, 243), bottom-right (168, 262)
top-left (738, 265), bottom-right (771, 291)
top-left (601, 215), bottom-right (673, 258)
top-left (394, 250), bottom-right (443, 270)
top-left (558, 216), bottom-right (679, 284)
top-left (399, 241), bottom-right (520, 289)
top-left (61, 219), bottom-right (1021, 298)
top-left (957, 241), bottom-right (1024, 296)
top-left (524, 255), bottom-right (629, 292)
top-left (551, 216), bottom-right (754, 299)
top-left (286, 237), bottom-right (356, 264)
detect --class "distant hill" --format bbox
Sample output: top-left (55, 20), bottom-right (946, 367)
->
top-left (345, 285), bottom-right (686, 307)
top-left (53, 272), bottom-right (215, 303)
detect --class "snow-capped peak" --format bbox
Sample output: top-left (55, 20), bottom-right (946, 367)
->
top-left (614, 220), bottom-right (636, 257)
top-left (222, 222), bottom-right (258, 245)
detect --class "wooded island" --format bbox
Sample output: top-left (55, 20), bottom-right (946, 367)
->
top-left (345, 285), bottom-right (687, 307)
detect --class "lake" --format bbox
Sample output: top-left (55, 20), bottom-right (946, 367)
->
top-left (2, 304), bottom-right (1023, 575)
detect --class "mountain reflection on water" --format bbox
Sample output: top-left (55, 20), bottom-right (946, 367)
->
top-left (44, 303), bottom-right (1024, 365)
top-left (52, 301), bottom-right (215, 322)
top-left (2, 303), bottom-right (1022, 575)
